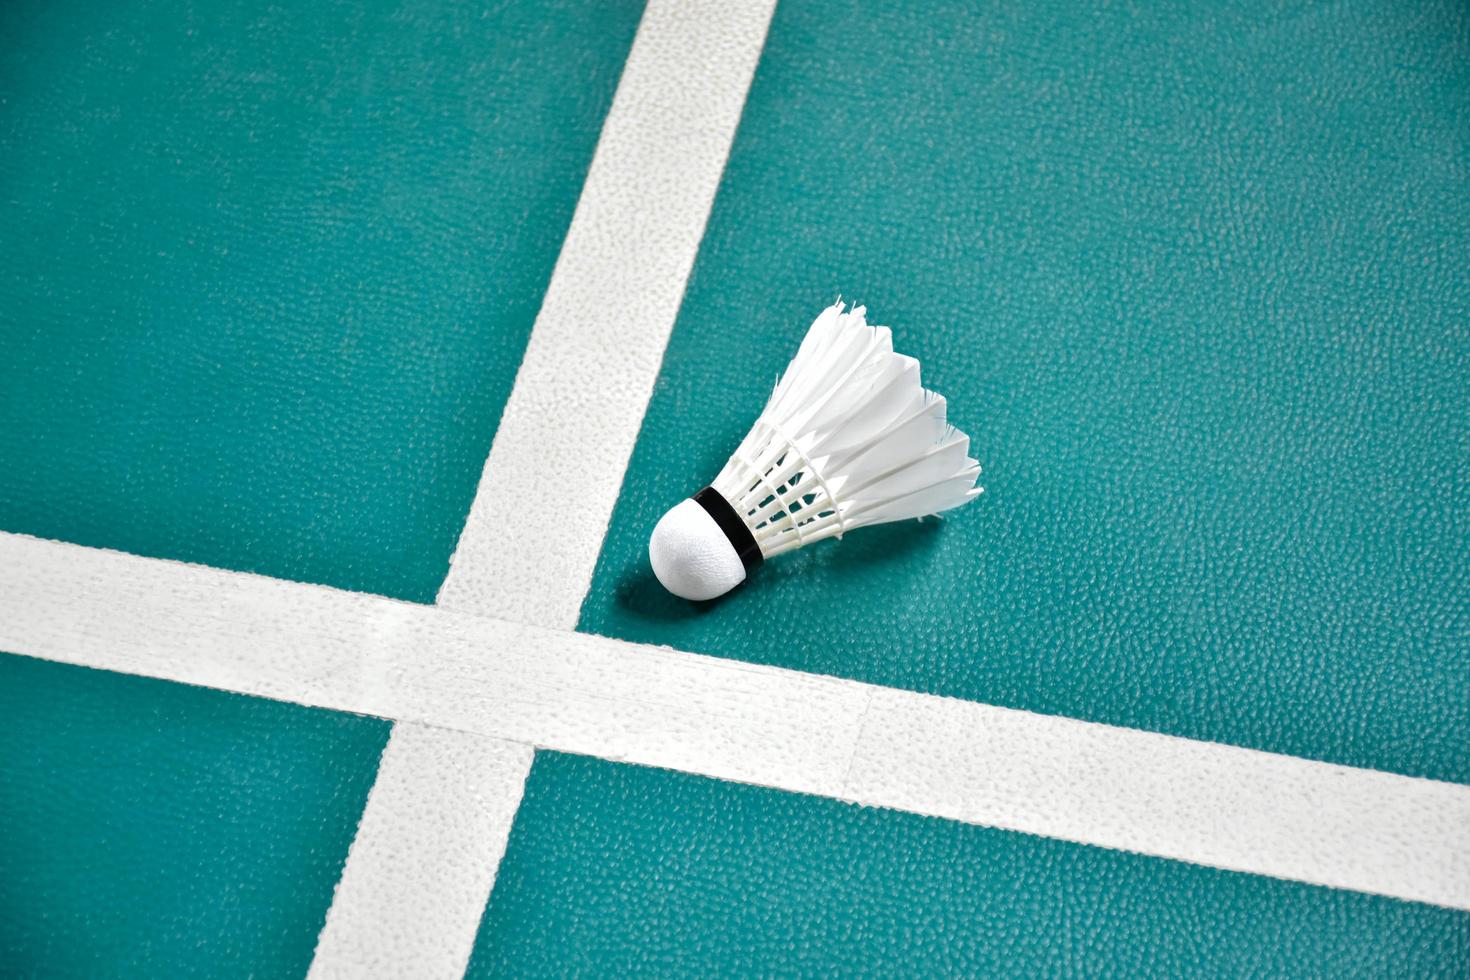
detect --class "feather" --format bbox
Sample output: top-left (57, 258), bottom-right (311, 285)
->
top-left (710, 301), bottom-right (982, 558)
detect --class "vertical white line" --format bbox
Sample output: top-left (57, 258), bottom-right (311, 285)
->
top-left (435, 0), bottom-right (778, 626)
top-left (309, 1), bottom-right (777, 976)
top-left (306, 725), bottom-right (533, 980)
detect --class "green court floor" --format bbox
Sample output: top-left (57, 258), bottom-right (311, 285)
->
top-left (2, 0), bottom-right (1468, 974)
top-left (581, 0), bottom-right (1470, 786)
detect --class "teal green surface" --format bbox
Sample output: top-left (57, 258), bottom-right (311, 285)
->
top-left (0, 0), bottom-right (644, 602)
top-left (0, 654), bottom-right (390, 978)
top-left (472, 752), bottom-right (1469, 976)
top-left (0, 0), bottom-right (643, 970)
top-left (581, 0), bottom-right (1470, 783)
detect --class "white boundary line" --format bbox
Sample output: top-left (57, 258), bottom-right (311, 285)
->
top-left (311, 1), bottom-right (777, 974)
top-left (307, 724), bottom-right (532, 979)
top-left (436, 0), bottom-right (778, 627)
top-left (4, 531), bottom-right (1468, 912)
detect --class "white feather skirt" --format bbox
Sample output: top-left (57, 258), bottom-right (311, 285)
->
top-left (711, 302), bottom-right (983, 558)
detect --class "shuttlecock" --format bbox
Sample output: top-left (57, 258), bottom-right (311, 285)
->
top-left (649, 302), bottom-right (983, 601)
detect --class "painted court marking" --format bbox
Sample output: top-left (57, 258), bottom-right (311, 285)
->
top-left (3, 531), bottom-right (1468, 912)
top-left (435, 0), bottom-right (778, 627)
top-left (313, 0), bottom-right (778, 975)
top-left (6, 0), bottom-right (1465, 967)
top-left (307, 725), bottom-right (532, 979)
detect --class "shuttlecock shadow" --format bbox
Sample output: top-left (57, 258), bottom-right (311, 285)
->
top-left (613, 561), bottom-right (724, 623)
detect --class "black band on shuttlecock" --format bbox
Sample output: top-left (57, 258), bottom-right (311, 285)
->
top-left (693, 486), bottom-right (763, 574)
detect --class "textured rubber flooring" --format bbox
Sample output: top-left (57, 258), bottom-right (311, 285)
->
top-left (0, 0), bottom-right (642, 603)
top-left (0, 0), bottom-right (641, 971)
top-left (0, 654), bottom-right (389, 977)
top-left (471, 752), bottom-right (1469, 977)
top-left (1, 0), bottom-right (1466, 972)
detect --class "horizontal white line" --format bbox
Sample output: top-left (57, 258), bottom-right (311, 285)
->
top-left (3, 531), bottom-right (1467, 911)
